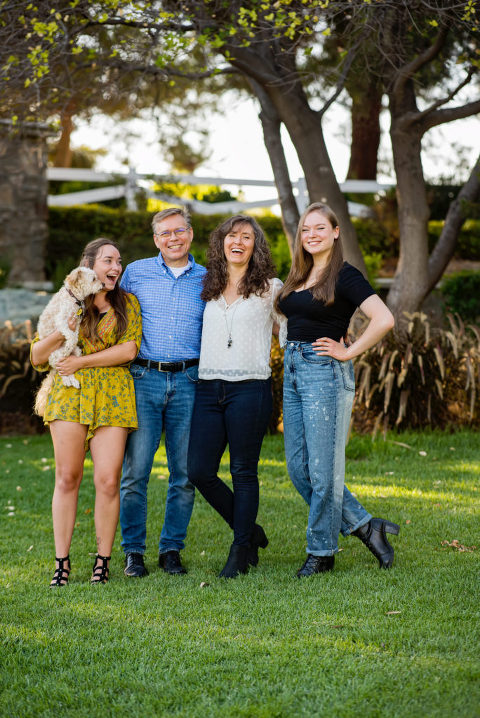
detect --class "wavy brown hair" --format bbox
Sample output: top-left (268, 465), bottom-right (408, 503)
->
top-left (201, 215), bottom-right (276, 301)
top-left (79, 238), bottom-right (128, 341)
top-left (277, 202), bottom-right (344, 308)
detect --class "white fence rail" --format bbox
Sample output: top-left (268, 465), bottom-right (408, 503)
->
top-left (47, 167), bottom-right (394, 217)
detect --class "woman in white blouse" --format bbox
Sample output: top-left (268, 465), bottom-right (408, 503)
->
top-left (188, 215), bottom-right (284, 578)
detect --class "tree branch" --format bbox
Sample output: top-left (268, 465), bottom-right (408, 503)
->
top-left (412, 67), bottom-right (478, 124)
top-left (83, 18), bottom-right (195, 33)
top-left (76, 58), bottom-right (235, 82)
top-left (422, 98), bottom-right (480, 131)
top-left (248, 78), bottom-right (299, 251)
top-left (318, 19), bottom-right (375, 119)
top-left (427, 154), bottom-right (480, 290)
top-left (392, 27), bottom-right (448, 98)
top-left (223, 44), bottom-right (282, 86)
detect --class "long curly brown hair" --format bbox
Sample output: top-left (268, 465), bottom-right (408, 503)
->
top-left (201, 215), bottom-right (276, 301)
top-left (79, 238), bottom-right (128, 341)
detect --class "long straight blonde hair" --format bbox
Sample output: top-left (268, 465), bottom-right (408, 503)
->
top-left (277, 202), bottom-right (344, 307)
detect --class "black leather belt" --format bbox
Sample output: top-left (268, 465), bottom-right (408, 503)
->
top-left (135, 357), bottom-right (199, 373)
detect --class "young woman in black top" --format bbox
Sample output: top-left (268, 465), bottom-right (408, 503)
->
top-left (277, 202), bottom-right (399, 577)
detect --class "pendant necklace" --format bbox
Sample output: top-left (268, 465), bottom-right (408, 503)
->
top-left (223, 298), bottom-right (240, 348)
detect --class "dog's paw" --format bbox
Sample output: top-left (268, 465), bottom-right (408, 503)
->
top-left (62, 373), bottom-right (80, 389)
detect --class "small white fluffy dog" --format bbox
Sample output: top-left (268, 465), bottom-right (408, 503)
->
top-left (34, 266), bottom-right (103, 416)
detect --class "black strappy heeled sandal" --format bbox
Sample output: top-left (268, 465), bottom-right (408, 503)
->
top-left (90, 554), bottom-right (111, 584)
top-left (50, 556), bottom-right (71, 587)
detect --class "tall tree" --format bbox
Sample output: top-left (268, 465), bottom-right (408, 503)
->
top-left (1, 0), bottom-right (479, 326)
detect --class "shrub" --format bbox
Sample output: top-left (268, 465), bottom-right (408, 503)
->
top-left (46, 207), bottom-right (290, 278)
top-left (0, 257), bottom-right (10, 289)
top-left (441, 271), bottom-right (480, 323)
top-left (0, 321), bottom-right (43, 433)
top-left (352, 217), bottom-right (394, 257)
top-left (47, 206), bottom-right (480, 286)
top-left (363, 253), bottom-right (383, 290)
top-left (353, 312), bottom-right (480, 434)
top-left (269, 335), bottom-right (284, 433)
top-left (428, 220), bottom-right (480, 260)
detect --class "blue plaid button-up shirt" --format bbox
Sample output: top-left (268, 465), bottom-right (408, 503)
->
top-left (120, 253), bottom-right (206, 361)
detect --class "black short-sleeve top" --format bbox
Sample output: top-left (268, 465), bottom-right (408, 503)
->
top-left (278, 262), bottom-right (375, 343)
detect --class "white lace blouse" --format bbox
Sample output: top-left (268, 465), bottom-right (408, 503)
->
top-left (198, 277), bottom-right (286, 381)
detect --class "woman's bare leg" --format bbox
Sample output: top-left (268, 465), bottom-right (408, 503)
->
top-left (89, 426), bottom-right (129, 573)
top-left (49, 420), bottom-right (88, 583)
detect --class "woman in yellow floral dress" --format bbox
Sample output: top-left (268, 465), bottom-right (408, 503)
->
top-left (31, 238), bottom-right (142, 586)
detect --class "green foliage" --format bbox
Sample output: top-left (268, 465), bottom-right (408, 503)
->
top-left (269, 335), bottom-right (284, 432)
top-left (363, 252), bottom-right (383, 289)
top-left (425, 184), bottom-right (480, 220)
top-left (46, 206), bottom-right (294, 279)
top-left (46, 205), bottom-right (158, 276)
top-left (429, 220), bottom-right (480, 260)
top-left (352, 217), bottom-right (396, 258)
top-left (46, 205), bottom-right (480, 288)
top-left (51, 258), bottom-right (77, 292)
top-left (353, 312), bottom-right (480, 434)
top-left (441, 271), bottom-right (480, 323)
top-left (147, 181), bottom-right (238, 208)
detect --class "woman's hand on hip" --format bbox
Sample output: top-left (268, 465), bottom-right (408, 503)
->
top-left (311, 336), bottom-right (349, 361)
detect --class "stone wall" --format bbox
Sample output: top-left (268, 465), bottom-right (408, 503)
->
top-left (0, 120), bottom-right (51, 286)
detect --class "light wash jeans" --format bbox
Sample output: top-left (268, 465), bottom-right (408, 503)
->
top-left (120, 362), bottom-right (197, 555)
top-left (283, 342), bottom-right (371, 556)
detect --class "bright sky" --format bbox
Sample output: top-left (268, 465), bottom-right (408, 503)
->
top-left (71, 91), bottom-right (480, 203)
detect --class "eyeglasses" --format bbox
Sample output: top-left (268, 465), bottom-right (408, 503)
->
top-left (155, 228), bottom-right (189, 239)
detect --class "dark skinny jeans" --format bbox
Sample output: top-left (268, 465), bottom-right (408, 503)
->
top-left (187, 378), bottom-right (272, 546)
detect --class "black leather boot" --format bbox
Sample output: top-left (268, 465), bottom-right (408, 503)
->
top-left (247, 523), bottom-right (269, 567)
top-left (219, 544), bottom-right (249, 578)
top-left (296, 554), bottom-right (334, 578)
top-left (353, 518), bottom-right (400, 568)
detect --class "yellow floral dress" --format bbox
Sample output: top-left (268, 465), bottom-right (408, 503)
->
top-left (32, 293), bottom-right (142, 447)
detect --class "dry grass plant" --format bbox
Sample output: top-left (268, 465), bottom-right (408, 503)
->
top-left (353, 312), bottom-right (480, 435)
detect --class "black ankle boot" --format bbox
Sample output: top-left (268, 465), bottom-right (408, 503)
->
top-left (353, 518), bottom-right (400, 568)
top-left (219, 544), bottom-right (249, 579)
top-left (296, 554), bottom-right (334, 578)
top-left (247, 523), bottom-right (269, 567)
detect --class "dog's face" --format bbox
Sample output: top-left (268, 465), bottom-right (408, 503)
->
top-left (65, 267), bottom-right (103, 299)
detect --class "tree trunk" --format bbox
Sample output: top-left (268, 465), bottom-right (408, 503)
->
top-left (266, 82), bottom-right (367, 273)
top-left (386, 83), bottom-right (431, 326)
top-left (53, 99), bottom-right (76, 167)
top-left (249, 79), bottom-right (299, 252)
top-left (226, 45), bottom-right (366, 272)
top-left (346, 79), bottom-right (382, 180)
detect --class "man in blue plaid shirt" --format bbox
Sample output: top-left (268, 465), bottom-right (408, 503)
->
top-left (120, 207), bottom-right (206, 577)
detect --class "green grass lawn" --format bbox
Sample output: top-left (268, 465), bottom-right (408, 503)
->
top-left (1, 429), bottom-right (479, 717)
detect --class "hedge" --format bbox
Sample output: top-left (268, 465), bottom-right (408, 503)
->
top-left (47, 206), bottom-right (480, 285)
top-left (46, 207), bottom-right (292, 285)
top-left (441, 271), bottom-right (480, 322)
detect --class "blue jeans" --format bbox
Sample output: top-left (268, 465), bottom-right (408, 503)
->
top-left (120, 362), bottom-right (198, 555)
top-left (187, 379), bottom-right (272, 546)
top-left (283, 342), bottom-right (371, 556)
